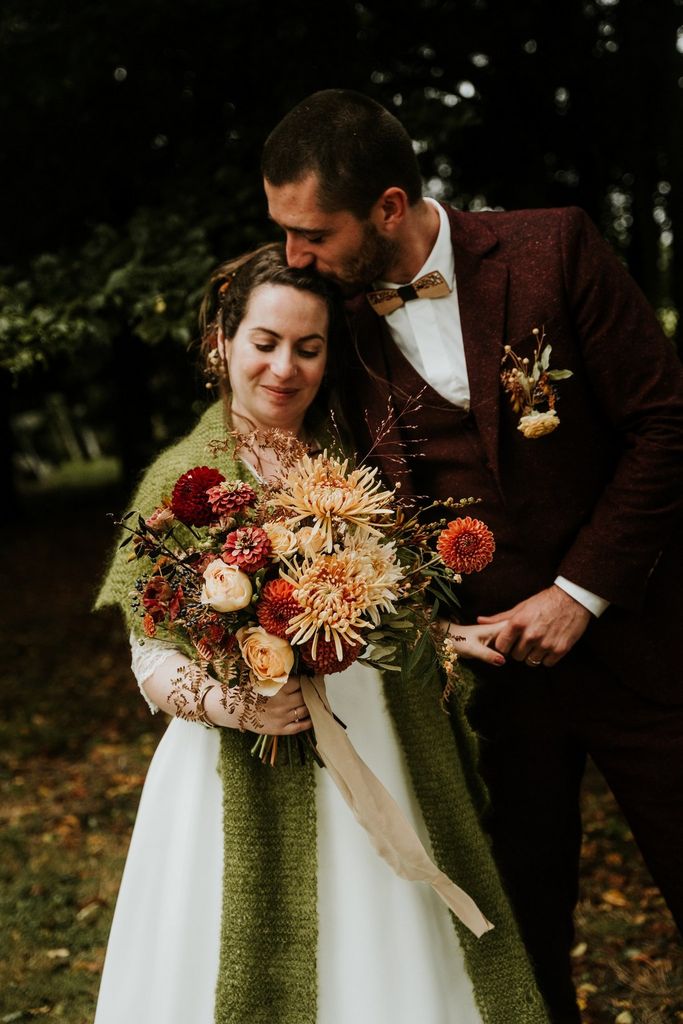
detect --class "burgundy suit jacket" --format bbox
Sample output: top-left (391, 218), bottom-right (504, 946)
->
top-left (343, 206), bottom-right (683, 701)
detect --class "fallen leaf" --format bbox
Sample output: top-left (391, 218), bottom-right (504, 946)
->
top-left (46, 948), bottom-right (70, 960)
top-left (601, 889), bottom-right (628, 907)
top-left (76, 901), bottom-right (102, 922)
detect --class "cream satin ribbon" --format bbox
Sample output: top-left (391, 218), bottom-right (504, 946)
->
top-left (299, 675), bottom-right (494, 939)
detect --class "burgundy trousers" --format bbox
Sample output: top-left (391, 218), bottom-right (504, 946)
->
top-left (468, 649), bottom-right (683, 1024)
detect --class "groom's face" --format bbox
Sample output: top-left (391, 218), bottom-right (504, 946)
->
top-left (264, 173), bottom-right (396, 297)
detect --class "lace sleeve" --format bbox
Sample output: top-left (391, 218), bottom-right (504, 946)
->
top-left (129, 633), bottom-right (178, 714)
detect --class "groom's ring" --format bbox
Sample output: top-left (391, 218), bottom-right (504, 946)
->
top-left (526, 657), bottom-right (542, 667)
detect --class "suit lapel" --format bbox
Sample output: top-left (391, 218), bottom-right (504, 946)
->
top-left (446, 208), bottom-right (508, 489)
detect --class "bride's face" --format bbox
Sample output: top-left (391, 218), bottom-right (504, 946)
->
top-left (223, 283), bottom-right (328, 435)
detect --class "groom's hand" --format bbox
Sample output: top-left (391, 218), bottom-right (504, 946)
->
top-left (477, 585), bottom-right (592, 668)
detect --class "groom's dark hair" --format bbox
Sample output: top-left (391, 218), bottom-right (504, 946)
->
top-left (262, 89), bottom-right (422, 220)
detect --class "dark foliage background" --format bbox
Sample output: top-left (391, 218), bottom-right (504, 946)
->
top-left (2, 0), bottom-right (682, 492)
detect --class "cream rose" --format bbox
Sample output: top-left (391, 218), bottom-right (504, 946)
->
top-left (200, 559), bottom-right (252, 612)
top-left (296, 525), bottom-right (326, 559)
top-left (236, 625), bottom-right (294, 696)
top-left (263, 521), bottom-right (298, 558)
top-left (517, 410), bottom-right (560, 439)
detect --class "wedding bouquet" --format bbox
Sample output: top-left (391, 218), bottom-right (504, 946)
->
top-left (119, 432), bottom-right (495, 760)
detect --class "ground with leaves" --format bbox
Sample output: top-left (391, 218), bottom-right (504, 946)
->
top-left (1, 491), bottom-right (681, 1024)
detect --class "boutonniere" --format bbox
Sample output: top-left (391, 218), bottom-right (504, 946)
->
top-left (500, 327), bottom-right (573, 438)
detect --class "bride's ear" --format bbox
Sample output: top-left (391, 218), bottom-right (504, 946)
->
top-left (217, 327), bottom-right (229, 364)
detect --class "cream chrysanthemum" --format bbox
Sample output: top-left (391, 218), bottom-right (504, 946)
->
top-left (282, 549), bottom-right (374, 660)
top-left (270, 453), bottom-right (394, 552)
top-left (341, 530), bottom-right (403, 623)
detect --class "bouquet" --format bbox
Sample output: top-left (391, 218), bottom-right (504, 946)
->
top-left (119, 432), bottom-right (495, 762)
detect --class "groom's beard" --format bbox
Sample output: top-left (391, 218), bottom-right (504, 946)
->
top-left (329, 222), bottom-right (399, 298)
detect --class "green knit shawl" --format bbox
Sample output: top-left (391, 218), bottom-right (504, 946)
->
top-left (96, 402), bottom-right (549, 1024)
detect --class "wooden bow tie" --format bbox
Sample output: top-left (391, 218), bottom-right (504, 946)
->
top-left (366, 270), bottom-right (451, 316)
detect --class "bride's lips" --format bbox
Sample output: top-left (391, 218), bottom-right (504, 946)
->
top-left (261, 385), bottom-right (299, 401)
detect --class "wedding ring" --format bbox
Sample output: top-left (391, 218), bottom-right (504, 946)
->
top-left (526, 657), bottom-right (542, 667)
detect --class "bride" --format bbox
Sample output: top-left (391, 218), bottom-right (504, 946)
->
top-left (94, 243), bottom-right (549, 1024)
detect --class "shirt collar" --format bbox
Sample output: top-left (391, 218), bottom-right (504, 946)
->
top-left (378, 197), bottom-right (455, 290)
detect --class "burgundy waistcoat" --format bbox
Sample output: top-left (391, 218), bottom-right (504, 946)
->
top-left (379, 333), bottom-right (556, 620)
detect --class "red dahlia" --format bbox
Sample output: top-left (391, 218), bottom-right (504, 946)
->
top-left (437, 517), bottom-right (495, 574)
top-left (300, 634), bottom-right (361, 675)
top-left (171, 467), bottom-right (225, 526)
top-left (142, 576), bottom-right (173, 622)
top-left (194, 621), bottom-right (235, 661)
top-left (257, 579), bottom-right (302, 639)
top-left (206, 480), bottom-right (258, 517)
top-left (221, 526), bottom-right (272, 573)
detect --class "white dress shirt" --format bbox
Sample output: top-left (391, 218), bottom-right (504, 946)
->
top-left (377, 199), bottom-right (608, 618)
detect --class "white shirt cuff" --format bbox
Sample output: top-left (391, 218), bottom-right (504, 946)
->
top-left (554, 577), bottom-right (610, 618)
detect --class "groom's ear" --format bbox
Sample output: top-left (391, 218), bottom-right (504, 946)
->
top-left (370, 187), bottom-right (409, 233)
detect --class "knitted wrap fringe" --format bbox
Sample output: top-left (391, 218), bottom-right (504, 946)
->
top-left (96, 401), bottom-right (549, 1024)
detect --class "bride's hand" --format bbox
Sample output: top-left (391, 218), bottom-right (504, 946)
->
top-left (226, 676), bottom-right (312, 735)
top-left (440, 621), bottom-right (507, 667)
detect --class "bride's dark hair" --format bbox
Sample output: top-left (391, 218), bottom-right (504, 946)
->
top-left (199, 242), bottom-right (346, 436)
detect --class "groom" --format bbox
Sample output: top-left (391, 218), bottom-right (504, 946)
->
top-left (261, 90), bottom-right (683, 1022)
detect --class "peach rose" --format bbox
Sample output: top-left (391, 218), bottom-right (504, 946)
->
top-left (236, 625), bottom-right (294, 696)
top-left (200, 559), bottom-right (252, 612)
top-left (145, 505), bottom-right (177, 533)
top-left (296, 525), bottom-right (326, 559)
top-left (263, 521), bottom-right (298, 558)
top-left (517, 410), bottom-right (560, 439)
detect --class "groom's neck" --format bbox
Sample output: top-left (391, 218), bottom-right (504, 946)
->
top-left (383, 198), bottom-right (441, 284)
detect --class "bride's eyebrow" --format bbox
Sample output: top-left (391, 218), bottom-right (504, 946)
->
top-left (250, 327), bottom-right (326, 343)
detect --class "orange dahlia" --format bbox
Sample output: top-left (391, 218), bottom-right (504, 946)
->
top-left (142, 612), bottom-right (157, 638)
top-left (299, 634), bottom-right (361, 675)
top-left (256, 579), bottom-right (302, 639)
top-left (437, 517), bottom-right (495, 574)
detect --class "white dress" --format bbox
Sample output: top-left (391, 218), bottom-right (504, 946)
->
top-left (93, 650), bottom-right (483, 1024)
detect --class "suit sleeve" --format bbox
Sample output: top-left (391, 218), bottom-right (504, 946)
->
top-left (555, 207), bottom-right (683, 609)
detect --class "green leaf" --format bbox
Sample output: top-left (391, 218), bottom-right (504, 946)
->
top-left (540, 343), bottom-right (552, 370)
top-left (365, 644), bottom-right (397, 660)
top-left (547, 369), bottom-right (573, 380)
